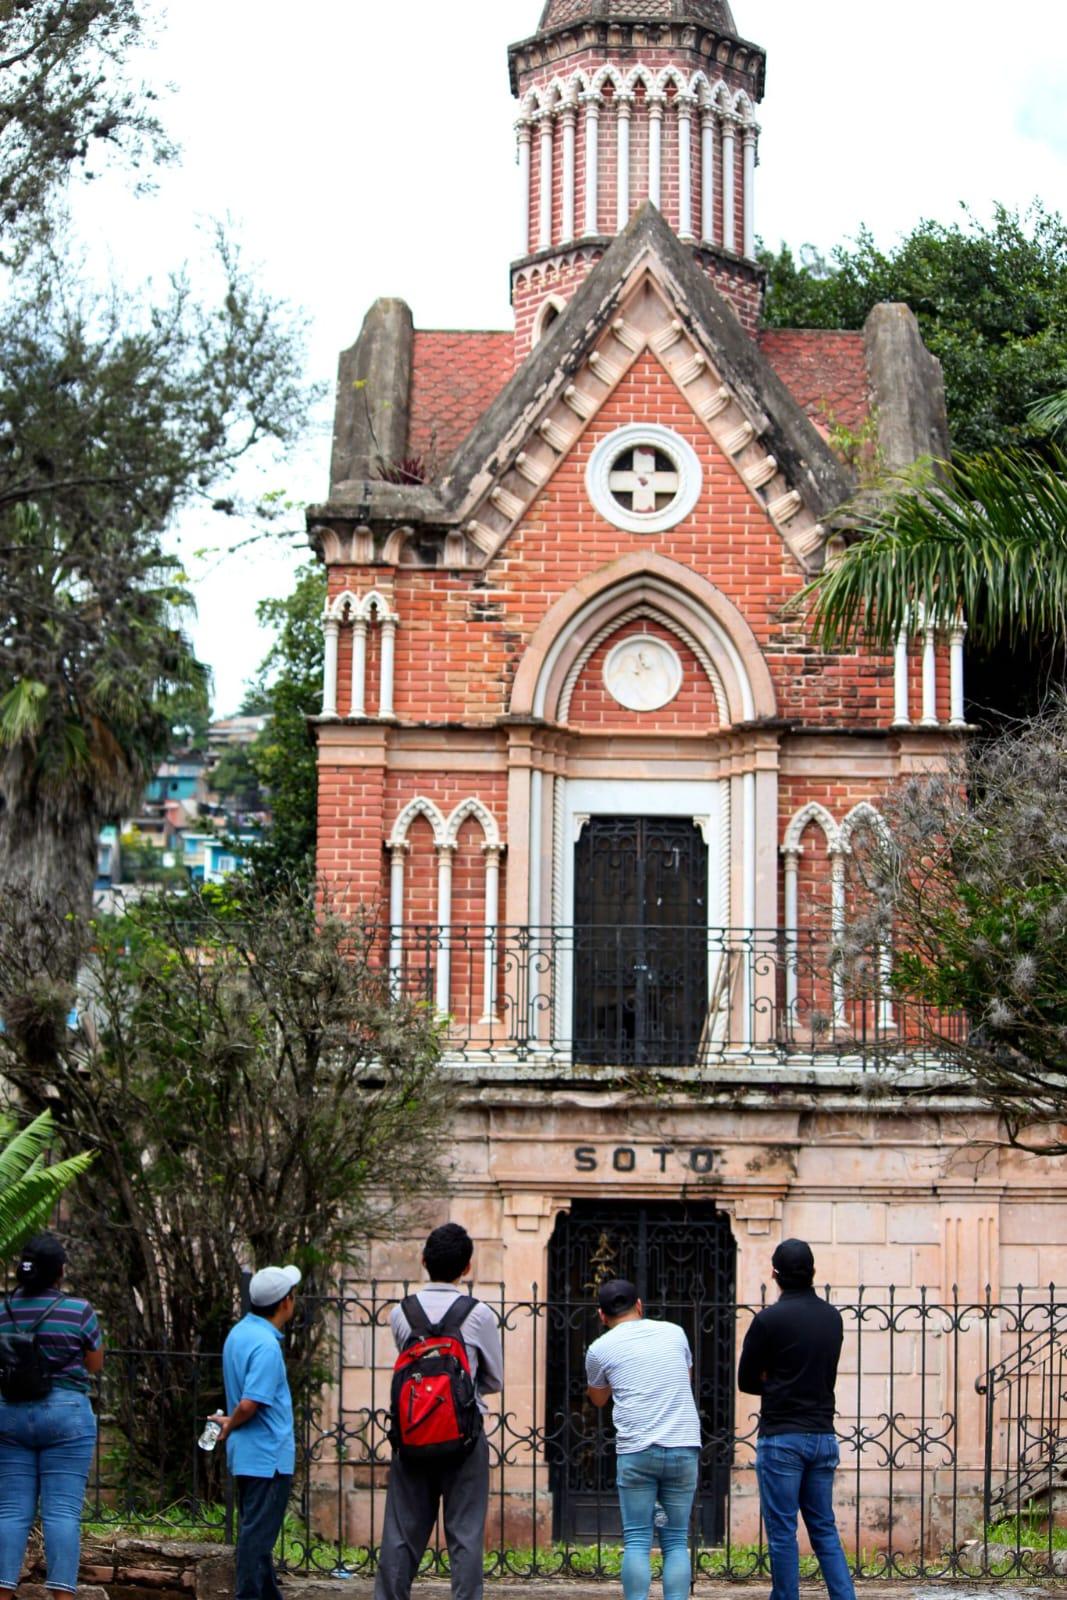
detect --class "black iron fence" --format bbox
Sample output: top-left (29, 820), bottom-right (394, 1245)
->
top-left (376, 925), bottom-right (962, 1071)
top-left (85, 1286), bottom-right (1067, 1580)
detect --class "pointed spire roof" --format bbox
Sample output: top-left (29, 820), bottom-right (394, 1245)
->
top-left (537, 0), bottom-right (738, 32)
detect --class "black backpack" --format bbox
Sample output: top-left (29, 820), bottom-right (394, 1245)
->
top-left (0, 1293), bottom-right (63, 1402)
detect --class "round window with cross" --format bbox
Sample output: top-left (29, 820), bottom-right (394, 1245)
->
top-left (585, 424), bottom-right (703, 535)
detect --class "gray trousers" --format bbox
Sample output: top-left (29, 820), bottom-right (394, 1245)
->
top-left (374, 1432), bottom-right (489, 1600)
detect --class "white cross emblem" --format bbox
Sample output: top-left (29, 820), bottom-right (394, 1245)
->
top-left (607, 447), bottom-right (679, 514)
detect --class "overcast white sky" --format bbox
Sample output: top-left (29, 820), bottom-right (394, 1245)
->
top-left (74, 1), bottom-right (1067, 714)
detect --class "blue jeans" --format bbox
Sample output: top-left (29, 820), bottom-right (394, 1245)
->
top-left (615, 1445), bottom-right (700, 1600)
top-left (0, 1388), bottom-right (96, 1593)
top-left (755, 1433), bottom-right (855, 1600)
top-left (236, 1472), bottom-right (292, 1600)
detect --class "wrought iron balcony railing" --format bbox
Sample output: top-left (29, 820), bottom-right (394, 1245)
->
top-left (373, 924), bottom-right (962, 1071)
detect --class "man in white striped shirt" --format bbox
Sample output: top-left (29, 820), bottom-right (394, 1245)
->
top-left (586, 1279), bottom-right (701, 1600)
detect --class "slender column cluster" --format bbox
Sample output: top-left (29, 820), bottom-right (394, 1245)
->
top-left (516, 73), bottom-right (758, 262)
top-left (320, 593), bottom-right (399, 720)
top-left (891, 613), bottom-right (967, 729)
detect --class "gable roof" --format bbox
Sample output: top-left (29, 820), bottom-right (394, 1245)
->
top-left (408, 331), bottom-right (515, 463)
top-left (310, 205), bottom-right (854, 574)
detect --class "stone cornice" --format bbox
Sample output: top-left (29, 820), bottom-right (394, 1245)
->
top-left (508, 18), bottom-right (766, 99)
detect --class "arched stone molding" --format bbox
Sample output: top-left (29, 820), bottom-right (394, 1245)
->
top-left (387, 798), bottom-right (505, 1019)
top-left (533, 294), bottom-right (568, 345)
top-left (782, 802), bottom-right (842, 1023)
top-left (320, 589), bottom-right (399, 719)
top-left (840, 802), bottom-right (894, 1030)
top-left (388, 796), bottom-right (447, 851)
top-left (510, 552), bottom-right (776, 728)
top-left (557, 602), bottom-right (729, 725)
top-left (445, 800), bottom-right (505, 1021)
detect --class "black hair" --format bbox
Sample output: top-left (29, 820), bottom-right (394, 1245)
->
top-left (252, 1295), bottom-right (291, 1318)
top-left (16, 1232), bottom-right (66, 1296)
top-left (775, 1267), bottom-right (815, 1292)
top-left (423, 1222), bottom-right (473, 1283)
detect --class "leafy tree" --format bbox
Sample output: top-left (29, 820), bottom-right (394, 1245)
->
top-left (761, 206), bottom-right (1067, 454)
top-left (0, 1110), bottom-right (94, 1252)
top-left (0, 0), bottom-right (172, 260)
top-left (0, 12), bottom-right (313, 928)
top-left (840, 703), bottom-right (1067, 1154)
top-left (237, 563), bottom-right (326, 885)
top-left (209, 743), bottom-right (265, 816)
top-left (0, 872), bottom-right (451, 1479)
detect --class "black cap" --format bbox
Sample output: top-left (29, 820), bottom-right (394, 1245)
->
top-left (16, 1232), bottom-right (66, 1283)
top-left (598, 1278), bottom-right (639, 1317)
top-left (772, 1239), bottom-right (815, 1278)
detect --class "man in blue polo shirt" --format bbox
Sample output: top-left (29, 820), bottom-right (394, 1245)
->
top-left (220, 1265), bottom-right (302, 1600)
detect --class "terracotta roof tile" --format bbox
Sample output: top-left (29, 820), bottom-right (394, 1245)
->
top-left (408, 331), bottom-right (516, 466)
top-left (758, 329), bottom-right (870, 437)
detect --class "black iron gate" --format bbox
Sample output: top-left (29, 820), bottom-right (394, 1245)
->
top-left (573, 816), bottom-right (709, 1067)
top-left (545, 1200), bottom-right (737, 1543)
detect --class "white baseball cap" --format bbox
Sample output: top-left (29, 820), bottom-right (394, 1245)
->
top-left (248, 1264), bottom-right (302, 1307)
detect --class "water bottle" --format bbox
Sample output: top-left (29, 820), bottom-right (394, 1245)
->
top-left (198, 1416), bottom-right (224, 1452)
top-left (653, 1503), bottom-right (668, 1529)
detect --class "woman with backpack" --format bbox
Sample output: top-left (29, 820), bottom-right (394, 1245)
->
top-left (0, 1233), bottom-right (103, 1600)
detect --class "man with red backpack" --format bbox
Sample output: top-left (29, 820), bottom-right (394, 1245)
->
top-left (376, 1223), bottom-right (503, 1600)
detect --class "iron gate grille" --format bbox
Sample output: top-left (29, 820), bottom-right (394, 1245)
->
top-left (545, 1200), bottom-right (737, 1543)
top-left (573, 816), bottom-right (709, 1067)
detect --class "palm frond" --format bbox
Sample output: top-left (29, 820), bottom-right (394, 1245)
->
top-left (0, 1112), bottom-right (95, 1257)
top-left (798, 446), bottom-right (1067, 653)
top-left (1030, 388), bottom-right (1067, 438)
top-left (0, 680), bottom-right (47, 749)
top-left (0, 1153), bottom-right (96, 1259)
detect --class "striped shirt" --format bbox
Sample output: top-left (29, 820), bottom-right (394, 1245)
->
top-left (586, 1317), bottom-right (701, 1454)
top-left (0, 1292), bottom-right (102, 1392)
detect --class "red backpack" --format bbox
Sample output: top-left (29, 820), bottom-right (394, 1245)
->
top-left (389, 1294), bottom-right (483, 1467)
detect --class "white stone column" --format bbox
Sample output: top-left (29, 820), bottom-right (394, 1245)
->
top-left (648, 98), bottom-right (663, 210)
top-left (379, 613), bottom-right (397, 719)
top-left (742, 769), bottom-right (756, 1046)
top-left (830, 849), bottom-right (847, 1026)
top-left (517, 122), bottom-right (532, 256)
top-left (583, 95), bottom-right (600, 235)
top-left (721, 117), bottom-right (737, 253)
top-left (782, 845), bottom-right (801, 1021)
top-left (700, 110), bottom-right (716, 244)
top-left (350, 616), bottom-right (368, 718)
top-left (950, 620), bottom-right (968, 728)
top-left (893, 628), bottom-right (911, 726)
top-left (921, 619), bottom-right (939, 726)
top-left (481, 845), bottom-right (503, 1023)
top-left (322, 617), bottom-right (340, 719)
top-left (742, 123), bottom-right (758, 260)
top-left (388, 842), bottom-right (408, 992)
top-left (677, 97), bottom-right (694, 240)
top-left (560, 103), bottom-right (577, 245)
top-left (538, 112), bottom-right (554, 251)
top-left (616, 98), bottom-right (632, 231)
top-left (435, 844), bottom-right (456, 1016)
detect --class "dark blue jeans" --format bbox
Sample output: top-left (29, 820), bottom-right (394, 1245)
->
top-left (755, 1433), bottom-right (854, 1600)
top-left (236, 1472), bottom-right (291, 1600)
top-left (0, 1388), bottom-right (96, 1594)
top-left (615, 1445), bottom-right (700, 1600)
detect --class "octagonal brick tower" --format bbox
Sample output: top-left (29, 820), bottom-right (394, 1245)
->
top-left (510, 0), bottom-right (766, 354)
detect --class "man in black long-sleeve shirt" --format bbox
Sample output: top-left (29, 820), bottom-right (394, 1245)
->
top-left (738, 1239), bottom-right (855, 1600)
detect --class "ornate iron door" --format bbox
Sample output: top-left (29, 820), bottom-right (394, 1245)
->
top-left (545, 1201), bottom-right (736, 1544)
top-left (573, 816), bottom-right (708, 1066)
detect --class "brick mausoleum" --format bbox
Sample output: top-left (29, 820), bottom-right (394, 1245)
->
top-left (306, 0), bottom-right (1066, 1557)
